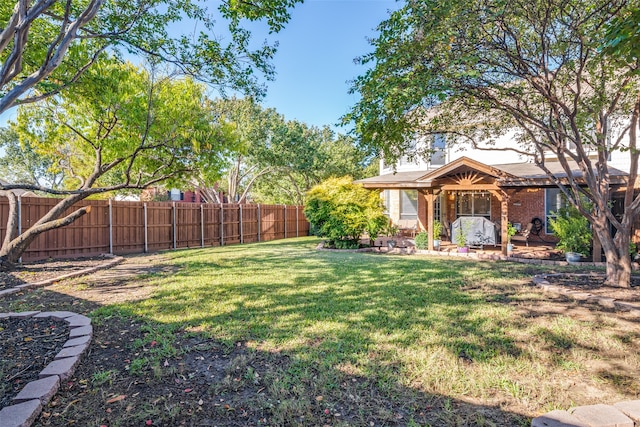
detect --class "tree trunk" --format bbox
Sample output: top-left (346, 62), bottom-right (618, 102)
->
top-left (605, 254), bottom-right (632, 288)
top-left (593, 218), bottom-right (632, 288)
top-left (0, 193), bottom-right (91, 270)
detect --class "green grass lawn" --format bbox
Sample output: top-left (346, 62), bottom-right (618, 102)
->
top-left (88, 237), bottom-right (639, 426)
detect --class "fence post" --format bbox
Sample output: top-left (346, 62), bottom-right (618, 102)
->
top-left (108, 199), bottom-right (113, 255)
top-left (257, 204), bottom-right (261, 242)
top-left (172, 202), bottom-right (176, 250)
top-left (296, 205), bottom-right (299, 237)
top-left (143, 203), bottom-right (148, 253)
top-left (200, 204), bottom-right (205, 248)
top-left (283, 204), bottom-right (286, 239)
top-left (17, 196), bottom-right (22, 264)
top-left (239, 204), bottom-right (244, 244)
top-left (220, 204), bottom-right (224, 246)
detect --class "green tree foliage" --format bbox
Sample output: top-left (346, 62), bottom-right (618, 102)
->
top-left (347, 0), bottom-right (640, 287)
top-left (210, 97), bottom-right (375, 205)
top-left (0, 127), bottom-right (62, 189)
top-left (0, 59), bottom-right (233, 268)
top-left (550, 206), bottom-right (592, 256)
top-left (0, 0), bottom-right (301, 114)
top-left (304, 176), bottom-right (387, 249)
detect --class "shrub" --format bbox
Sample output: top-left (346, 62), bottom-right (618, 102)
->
top-left (549, 205), bottom-right (592, 255)
top-left (305, 177), bottom-right (387, 247)
top-left (414, 231), bottom-right (429, 249)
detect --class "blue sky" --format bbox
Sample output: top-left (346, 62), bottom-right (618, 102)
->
top-left (0, 1), bottom-right (397, 129)
top-left (251, 0), bottom-right (398, 131)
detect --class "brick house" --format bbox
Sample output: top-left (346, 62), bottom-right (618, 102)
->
top-left (356, 138), bottom-right (631, 256)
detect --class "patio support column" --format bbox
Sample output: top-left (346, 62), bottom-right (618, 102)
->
top-left (490, 189), bottom-right (510, 256)
top-left (424, 190), bottom-right (437, 251)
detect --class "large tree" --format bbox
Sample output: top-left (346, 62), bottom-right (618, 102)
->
top-left (0, 60), bottom-right (233, 268)
top-left (204, 97), bottom-right (376, 205)
top-left (0, 0), bottom-right (300, 114)
top-left (348, 0), bottom-right (640, 287)
top-left (0, 0), bottom-right (299, 268)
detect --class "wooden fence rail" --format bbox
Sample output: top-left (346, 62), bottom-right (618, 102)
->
top-left (0, 197), bottom-right (309, 261)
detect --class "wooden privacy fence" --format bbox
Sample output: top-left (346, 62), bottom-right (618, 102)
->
top-left (0, 197), bottom-right (309, 261)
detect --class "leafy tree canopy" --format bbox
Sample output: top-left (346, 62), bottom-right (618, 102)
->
top-left (0, 127), bottom-right (62, 189)
top-left (0, 0), bottom-right (301, 114)
top-left (206, 97), bottom-right (376, 205)
top-left (9, 58), bottom-right (233, 196)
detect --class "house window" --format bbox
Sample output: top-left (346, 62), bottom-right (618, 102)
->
top-left (400, 190), bottom-right (418, 219)
top-left (456, 191), bottom-right (491, 218)
top-left (382, 190), bottom-right (391, 215)
top-left (431, 134), bottom-right (446, 166)
top-left (545, 188), bottom-right (568, 234)
top-left (434, 193), bottom-right (442, 222)
top-left (398, 140), bottom-right (419, 167)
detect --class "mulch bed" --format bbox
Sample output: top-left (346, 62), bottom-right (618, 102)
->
top-left (0, 316), bottom-right (70, 408)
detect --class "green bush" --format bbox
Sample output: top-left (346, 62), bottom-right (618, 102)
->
top-left (305, 176), bottom-right (387, 247)
top-left (549, 205), bottom-right (592, 255)
top-left (414, 231), bottom-right (429, 249)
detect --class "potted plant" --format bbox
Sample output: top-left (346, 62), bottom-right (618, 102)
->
top-left (549, 206), bottom-right (592, 262)
top-left (432, 220), bottom-right (443, 250)
top-left (454, 223), bottom-right (468, 253)
top-left (506, 222), bottom-right (518, 253)
top-left (383, 221), bottom-right (400, 249)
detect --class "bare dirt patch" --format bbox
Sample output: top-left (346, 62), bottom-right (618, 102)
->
top-left (0, 256), bottom-right (117, 291)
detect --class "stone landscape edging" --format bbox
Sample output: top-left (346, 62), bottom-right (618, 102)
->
top-left (0, 310), bottom-right (93, 427)
top-left (531, 401), bottom-right (640, 426)
top-left (533, 273), bottom-right (640, 316)
top-left (0, 255), bottom-right (124, 299)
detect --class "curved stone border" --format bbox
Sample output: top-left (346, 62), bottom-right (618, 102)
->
top-left (533, 273), bottom-right (640, 316)
top-left (0, 255), bottom-right (124, 299)
top-left (532, 401), bottom-right (640, 426)
top-left (0, 310), bottom-right (92, 427)
top-left (415, 248), bottom-right (610, 266)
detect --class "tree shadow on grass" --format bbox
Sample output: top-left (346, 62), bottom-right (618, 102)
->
top-left (1, 286), bottom-right (531, 426)
top-left (2, 240), bottom-right (638, 425)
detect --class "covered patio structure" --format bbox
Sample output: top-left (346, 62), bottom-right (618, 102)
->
top-left (357, 157), bottom-right (629, 259)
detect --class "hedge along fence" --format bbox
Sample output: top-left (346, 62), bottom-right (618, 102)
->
top-left (0, 196), bottom-right (309, 261)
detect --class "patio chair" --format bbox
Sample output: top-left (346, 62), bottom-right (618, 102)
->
top-left (511, 222), bottom-right (532, 247)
